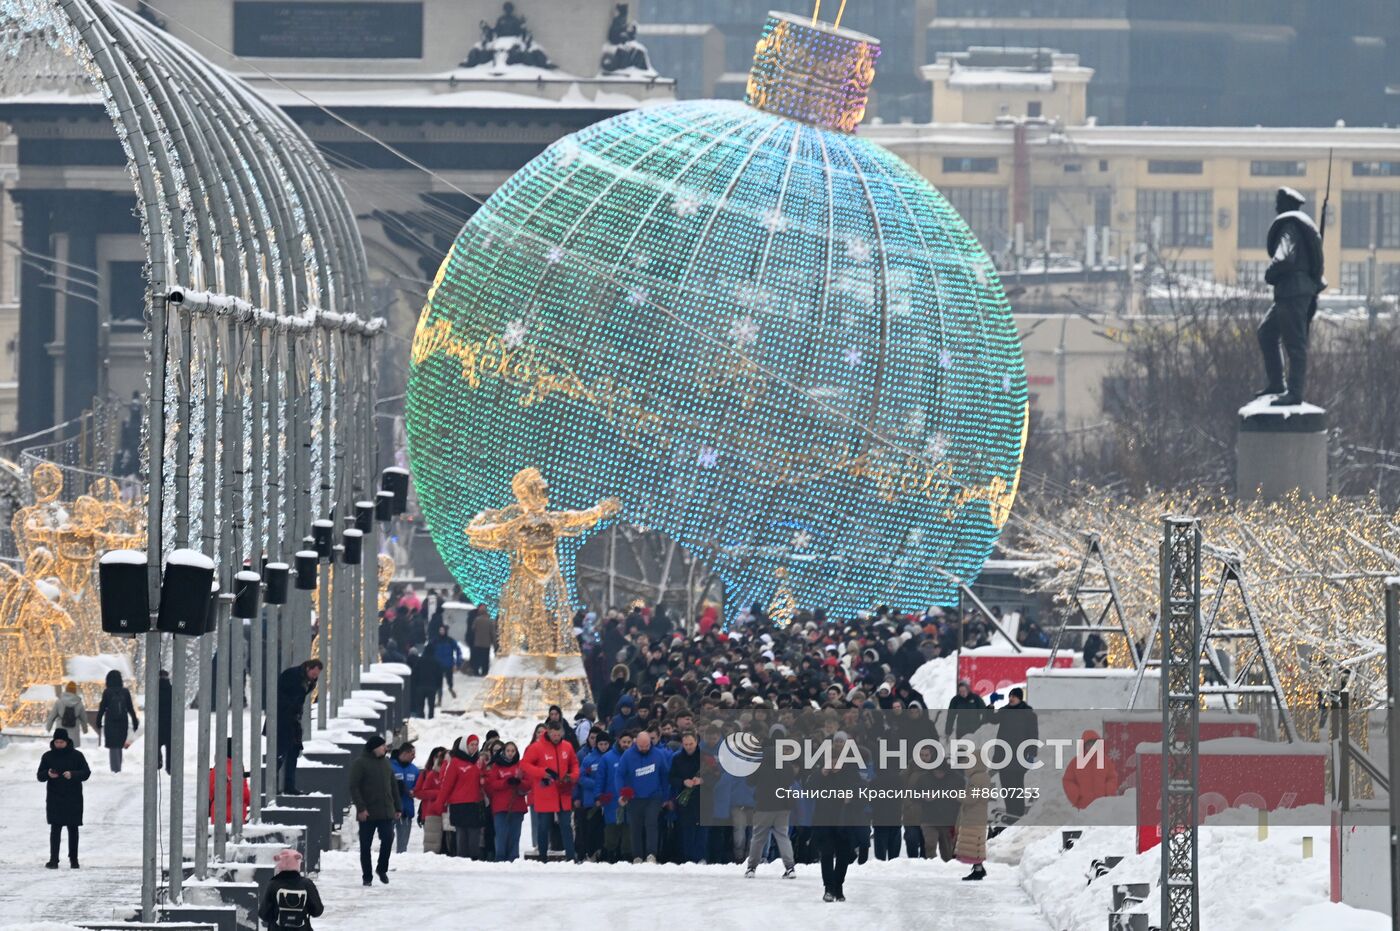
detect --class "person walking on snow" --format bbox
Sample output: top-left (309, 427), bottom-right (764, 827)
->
top-left (45, 682), bottom-right (90, 747)
top-left (95, 669), bottom-right (139, 772)
top-left (348, 735), bottom-right (399, 886)
top-left (1062, 729), bottom-right (1119, 809)
top-left (616, 728), bottom-right (671, 863)
top-left (390, 743), bottom-right (420, 853)
top-left (259, 848), bottom-right (324, 929)
top-left (37, 727), bottom-right (90, 869)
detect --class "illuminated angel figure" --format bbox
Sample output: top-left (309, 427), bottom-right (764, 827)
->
top-left (466, 467), bottom-right (620, 656)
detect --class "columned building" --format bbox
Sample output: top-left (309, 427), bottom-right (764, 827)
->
top-left (0, 0), bottom-right (674, 435)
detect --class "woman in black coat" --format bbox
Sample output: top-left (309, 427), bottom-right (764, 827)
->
top-left (37, 727), bottom-right (91, 868)
top-left (95, 669), bottom-right (139, 772)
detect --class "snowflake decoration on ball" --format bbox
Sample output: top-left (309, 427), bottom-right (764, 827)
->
top-left (554, 140), bottom-right (581, 167)
top-left (759, 207), bottom-right (790, 234)
top-left (696, 446), bottom-right (719, 468)
top-left (626, 287), bottom-right (649, 306)
top-left (546, 245), bottom-right (565, 265)
top-left (502, 319), bottom-right (528, 349)
top-left (846, 237), bottom-right (873, 264)
top-left (672, 192), bottom-right (702, 218)
top-left (938, 347), bottom-right (954, 369)
top-left (791, 529), bottom-right (813, 550)
top-left (728, 315), bottom-right (760, 347)
top-left (842, 347), bottom-right (863, 368)
top-left (925, 432), bottom-right (948, 460)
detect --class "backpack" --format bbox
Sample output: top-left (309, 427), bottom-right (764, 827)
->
top-left (274, 888), bottom-right (308, 929)
top-left (61, 703), bottom-right (78, 729)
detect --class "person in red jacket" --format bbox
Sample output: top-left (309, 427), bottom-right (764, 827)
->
top-left (209, 745), bottom-right (250, 824)
top-left (484, 741), bottom-right (531, 861)
top-left (520, 721), bottom-right (579, 861)
top-left (1062, 729), bottom-right (1119, 809)
top-left (413, 747), bottom-right (449, 853)
top-left (438, 735), bottom-right (486, 859)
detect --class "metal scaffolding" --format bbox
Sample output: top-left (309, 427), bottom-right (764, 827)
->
top-left (1160, 516), bottom-right (1202, 931)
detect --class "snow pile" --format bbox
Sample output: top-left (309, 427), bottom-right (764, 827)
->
top-left (1014, 812), bottom-right (1388, 930)
top-left (65, 653), bottom-right (133, 683)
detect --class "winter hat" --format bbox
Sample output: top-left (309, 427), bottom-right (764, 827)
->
top-left (466, 734), bottom-right (480, 745)
top-left (957, 678), bottom-right (971, 688)
top-left (272, 848), bottom-right (303, 872)
top-left (1277, 186), bottom-right (1306, 209)
top-left (619, 695), bottom-right (636, 710)
top-left (52, 727), bottom-right (71, 743)
top-left (365, 735), bottom-right (387, 754)
top-left (877, 682), bottom-right (892, 695)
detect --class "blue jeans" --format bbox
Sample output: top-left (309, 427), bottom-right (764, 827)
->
top-left (533, 810), bottom-right (574, 860)
top-left (494, 811), bottom-right (524, 862)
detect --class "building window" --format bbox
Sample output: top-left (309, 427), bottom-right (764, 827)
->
top-left (1340, 261), bottom-right (1400, 296)
top-left (943, 156), bottom-right (999, 174)
top-left (1027, 101), bottom-right (1042, 118)
top-left (1250, 160), bottom-right (1306, 177)
top-left (1147, 160), bottom-right (1204, 175)
top-left (1063, 162), bottom-right (1082, 174)
top-left (1094, 191), bottom-right (1112, 230)
top-left (1352, 161), bottom-right (1400, 177)
top-left (1238, 189), bottom-right (1314, 249)
top-left (1137, 190), bottom-right (1213, 248)
top-left (1341, 191), bottom-right (1400, 249)
top-left (1032, 190), bottom-right (1053, 244)
top-left (107, 261), bottom-right (146, 325)
top-left (1099, 159), bottom-right (1109, 172)
top-left (943, 186), bottom-right (1008, 255)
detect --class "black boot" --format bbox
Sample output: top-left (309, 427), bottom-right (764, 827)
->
top-left (1271, 392), bottom-right (1303, 406)
top-left (962, 863), bottom-right (985, 881)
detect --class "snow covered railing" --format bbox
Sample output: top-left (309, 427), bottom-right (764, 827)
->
top-left (165, 287), bottom-right (386, 335)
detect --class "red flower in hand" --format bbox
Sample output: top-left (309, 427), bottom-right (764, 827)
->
top-left (597, 792), bottom-right (614, 806)
top-left (620, 786), bottom-right (636, 801)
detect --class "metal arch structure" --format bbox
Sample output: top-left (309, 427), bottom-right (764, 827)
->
top-left (2, 0), bottom-right (382, 920)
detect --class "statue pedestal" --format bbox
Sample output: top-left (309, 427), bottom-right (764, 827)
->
top-left (479, 652), bottom-right (591, 719)
top-left (1236, 397), bottom-right (1328, 500)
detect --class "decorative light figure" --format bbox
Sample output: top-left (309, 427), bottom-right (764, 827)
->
top-left (408, 12), bottom-right (1028, 616)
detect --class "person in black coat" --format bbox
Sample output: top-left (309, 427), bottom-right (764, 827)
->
top-left (807, 732), bottom-right (863, 902)
top-left (157, 669), bottom-right (173, 774)
top-left (95, 669), bottom-right (139, 773)
top-left (276, 659), bottom-right (322, 794)
top-left (994, 688), bottom-right (1039, 822)
top-left (37, 728), bottom-right (90, 868)
top-left (259, 848), bottom-right (324, 929)
top-left (408, 646), bottom-right (441, 719)
top-left (947, 679), bottom-right (988, 738)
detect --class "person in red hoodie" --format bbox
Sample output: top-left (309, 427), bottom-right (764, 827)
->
top-left (209, 740), bottom-right (251, 823)
top-left (520, 720), bottom-right (579, 861)
top-left (438, 735), bottom-right (486, 858)
top-left (413, 747), bottom-right (449, 853)
top-left (484, 741), bottom-right (531, 861)
top-left (1062, 729), bottom-right (1119, 809)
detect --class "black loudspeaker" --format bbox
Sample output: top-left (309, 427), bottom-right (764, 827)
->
top-left (355, 500), bottom-right (374, 533)
top-left (382, 467), bottom-right (409, 514)
top-left (156, 549), bottom-right (216, 636)
top-left (205, 582), bottom-right (221, 632)
top-left (342, 528), bottom-right (363, 564)
top-left (233, 569), bottom-right (261, 618)
top-left (264, 562), bottom-right (290, 605)
top-left (98, 550), bottom-right (150, 634)
top-left (311, 519), bottom-right (334, 560)
top-left (295, 549), bottom-right (319, 590)
top-left (374, 490), bottom-right (395, 522)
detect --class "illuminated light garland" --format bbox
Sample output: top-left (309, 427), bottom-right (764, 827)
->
top-left (407, 12), bottom-right (1028, 618)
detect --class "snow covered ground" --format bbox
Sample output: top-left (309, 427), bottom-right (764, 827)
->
top-left (0, 664), bottom-right (1389, 930)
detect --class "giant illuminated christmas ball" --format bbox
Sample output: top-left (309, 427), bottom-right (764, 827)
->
top-left (408, 12), bottom-right (1028, 616)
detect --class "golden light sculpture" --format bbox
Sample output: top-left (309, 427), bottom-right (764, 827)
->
top-left (768, 567), bottom-right (797, 630)
top-left (0, 463), bottom-right (144, 729)
top-left (468, 466), bottom-right (619, 717)
top-left (377, 553), bottom-right (396, 612)
top-left (1009, 488), bottom-right (1397, 739)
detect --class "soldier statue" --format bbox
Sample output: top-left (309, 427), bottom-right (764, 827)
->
top-left (1256, 186), bottom-right (1325, 406)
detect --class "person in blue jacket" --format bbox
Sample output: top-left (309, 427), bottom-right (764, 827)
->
top-left (576, 730), bottom-right (613, 860)
top-left (428, 625), bottom-right (463, 701)
top-left (608, 695), bottom-right (639, 738)
top-left (598, 732), bottom-right (631, 862)
top-left (390, 743), bottom-right (420, 854)
top-left (617, 729), bottom-right (671, 862)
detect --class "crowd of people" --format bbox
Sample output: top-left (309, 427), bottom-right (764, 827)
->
top-left (353, 590), bottom-right (1126, 903)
